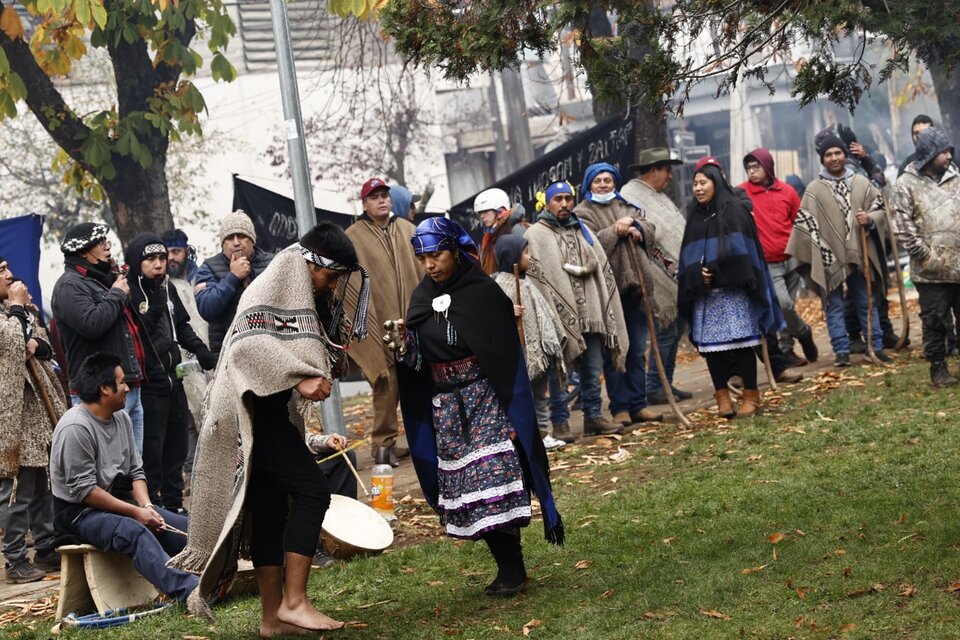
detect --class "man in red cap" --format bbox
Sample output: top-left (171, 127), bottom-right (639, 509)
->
top-left (343, 179), bottom-right (422, 465)
top-left (738, 148), bottom-right (818, 366)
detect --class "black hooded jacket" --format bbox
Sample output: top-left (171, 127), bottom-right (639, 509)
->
top-left (124, 232), bottom-right (216, 395)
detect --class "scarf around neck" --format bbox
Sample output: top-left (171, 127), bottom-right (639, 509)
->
top-left (536, 210), bottom-right (595, 245)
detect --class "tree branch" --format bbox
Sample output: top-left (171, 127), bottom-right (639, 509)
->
top-left (0, 4), bottom-right (95, 174)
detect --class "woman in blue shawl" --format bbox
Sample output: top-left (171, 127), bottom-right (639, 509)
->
top-left (387, 216), bottom-right (563, 598)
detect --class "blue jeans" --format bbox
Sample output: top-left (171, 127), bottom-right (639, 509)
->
top-left (646, 317), bottom-right (681, 396)
top-left (579, 333), bottom-right (606, 420)
top-left (536, 361), bottom-right (570, 426)
top-left (824, 270), bottom-right (883, 354)
top-left (603, 298), bottom-right (648, 415)
top-left (72, 386), bottom-right (143, 454)
top-left (73, 507), bottom-right (198, 600)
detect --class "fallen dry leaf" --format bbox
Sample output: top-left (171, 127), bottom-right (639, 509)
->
top-left (600, 589), bottom-right (615, 598)
top-left (662, 536), bottom-right (678, 545)
top-left (574, 559), bottom-right (593, 570)
top-left (895, 514), bottom-right (908, 525)
top-left (796, 587), bottom-right (807, 600)
top-left (794, 615), bottom-right (805, 628)
top-left (840, 623), bottom-right (857, 632)
top-left (767, 532), bottom-right (785, 544)
top-left (699, 609), bottom-right (731, 621)
top-left (522, 618), bottom-right (542, 636)
top-left (847, 585), bottom-right (883, 598)
top-left (400, 566), bottom-right (416, 574)
top-left (747, 454), bottom-right (763, 461)
top-left (949, 581), bottom-right (960, 593)
top-left (345, 621), bottom-right (369, 629)
top-left (741, 564), bottom-right (769, 575)
top-left (843, 565), bottom-right (852, 578)
top-left (898, 584), bottom-right (917, 597)
top-left (426, 580), bottom-right (445, 587)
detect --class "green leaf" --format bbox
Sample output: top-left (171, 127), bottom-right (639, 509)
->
top-left (90, 0), bottom-right (107, 29)
top-left (210, 52), bottom-right (236, 82)
top-left (0, 91), bottom-right (17, 119)
top-left (0, 48), bottom-right (9, 75)
top-left (8, 72), bottom-right (27, 101)
top-left (75, 0), bottom-right (90, 26)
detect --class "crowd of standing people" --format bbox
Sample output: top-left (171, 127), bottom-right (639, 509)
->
top-left (1, 113), bottom-right (958, 638)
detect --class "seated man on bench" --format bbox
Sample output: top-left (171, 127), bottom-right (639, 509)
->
top-left (49, 352), bottom-right (199, 601)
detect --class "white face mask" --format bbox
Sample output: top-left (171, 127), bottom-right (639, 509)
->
top-left (592, 191), bottom-right (617, 204)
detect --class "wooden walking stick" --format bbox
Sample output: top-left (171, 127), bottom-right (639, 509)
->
top-left (26, 358), bottom-right (61, 428)
top-left (858, 220), bottom-right (883, 365)
top-left (759, 335), bottom-right (779, 391)
top-left (882, 199), bottom-right (911, 350)
top-left (624, 240), bottom-right (692, 429)
top-left (513, 263), bottom-right (526, 346)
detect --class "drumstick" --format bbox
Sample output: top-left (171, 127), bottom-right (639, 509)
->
top-left (340, 449), bottom-right (371, 498)
top-left (160, 523), bottom-right (188, 537)
top-left (314, 437), bottom-right (370, 465)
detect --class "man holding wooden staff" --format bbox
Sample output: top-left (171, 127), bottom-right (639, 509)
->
top-left (786, 135), bottom-right (892, 367)
top-left (0, 257), bottom-right (68, 584)
top-left (574, 163), bottom-right (663, 429)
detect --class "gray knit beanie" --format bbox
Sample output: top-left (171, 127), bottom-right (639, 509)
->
top-left (219, 210), bottom-right (257, 244)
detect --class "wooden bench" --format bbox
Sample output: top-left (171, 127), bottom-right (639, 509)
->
top-left (54, 544), bottom-right (159, 618)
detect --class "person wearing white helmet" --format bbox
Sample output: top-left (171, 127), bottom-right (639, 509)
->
top-left (474, 188), bottom-right (526, 274)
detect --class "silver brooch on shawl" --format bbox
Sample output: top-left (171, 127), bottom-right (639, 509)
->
top-left (432, 294), bottom-right (457, 345)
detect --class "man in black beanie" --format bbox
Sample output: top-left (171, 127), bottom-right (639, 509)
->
top-left (51, 222), bottom-right (148, 452)
top-left (124, 233), bottom-right (217, 513)
top-left (786, 136), bottom-right (892, 367)
top-left (892, 127), bottom-right (960, 387)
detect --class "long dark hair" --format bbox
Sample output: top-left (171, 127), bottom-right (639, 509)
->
top-left (687, 165), bottom-right (746, 262)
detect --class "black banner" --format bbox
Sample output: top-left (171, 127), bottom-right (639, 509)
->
top-left (448, 115), bottom-right (636, 238)
top-left (231, 175), bottom-right (354, 254)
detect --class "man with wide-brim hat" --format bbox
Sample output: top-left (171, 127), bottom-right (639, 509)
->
top-left (620, 148), bottom-right (692, 405)
top-left (627, 147), bottom-right (683, 174)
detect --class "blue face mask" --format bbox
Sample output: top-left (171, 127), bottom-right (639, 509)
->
top-left (592, 191), bottom-right (617, 204)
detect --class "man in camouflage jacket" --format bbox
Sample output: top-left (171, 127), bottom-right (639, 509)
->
top-left (892, 127), bottom-right (960, 387)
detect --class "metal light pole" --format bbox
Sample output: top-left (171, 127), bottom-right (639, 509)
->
top-left (269, 0), bottom-right (345, 435)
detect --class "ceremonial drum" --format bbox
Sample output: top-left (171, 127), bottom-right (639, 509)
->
top-left (320, 494), bottom-right (394, 559)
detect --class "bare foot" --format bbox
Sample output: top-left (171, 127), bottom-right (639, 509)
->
top-left (259, 620), bottom-right (313, 638)
top-left (277, 601), bottom-right (344, 632)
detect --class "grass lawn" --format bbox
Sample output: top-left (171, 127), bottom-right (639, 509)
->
top-left (7, 352), bottom-right (960, 639)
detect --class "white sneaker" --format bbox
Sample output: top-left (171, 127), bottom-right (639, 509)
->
top-left (542, 434), bottom-right (566, 450)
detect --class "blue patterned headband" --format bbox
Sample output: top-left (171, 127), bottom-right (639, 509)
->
top-left (410, 217), bottom-right (479, 263)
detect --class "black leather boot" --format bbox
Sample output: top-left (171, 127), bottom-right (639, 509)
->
top-left (483, 530), bottom-right (527, 596)
top-left (931, 361), bottom-right (959, 388)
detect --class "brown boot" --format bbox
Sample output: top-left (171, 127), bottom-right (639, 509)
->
top-left (736, 389), bottom-right (761, 418)
top-left (714, 389), bottom-right (735, 419)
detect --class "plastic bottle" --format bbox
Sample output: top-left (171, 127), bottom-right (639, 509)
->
top-left (370, 447), bottom-right (396, 521)
top-left (175, 357), bottom-right (203, 379)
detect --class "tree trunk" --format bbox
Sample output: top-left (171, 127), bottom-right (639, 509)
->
top-left (928, 62), bottom-right (960, 143)
top-left (103, 151), bottom-right (174, 248)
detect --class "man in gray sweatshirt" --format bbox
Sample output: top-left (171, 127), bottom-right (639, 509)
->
top-left (49, 352), bottom-right (198, 601)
